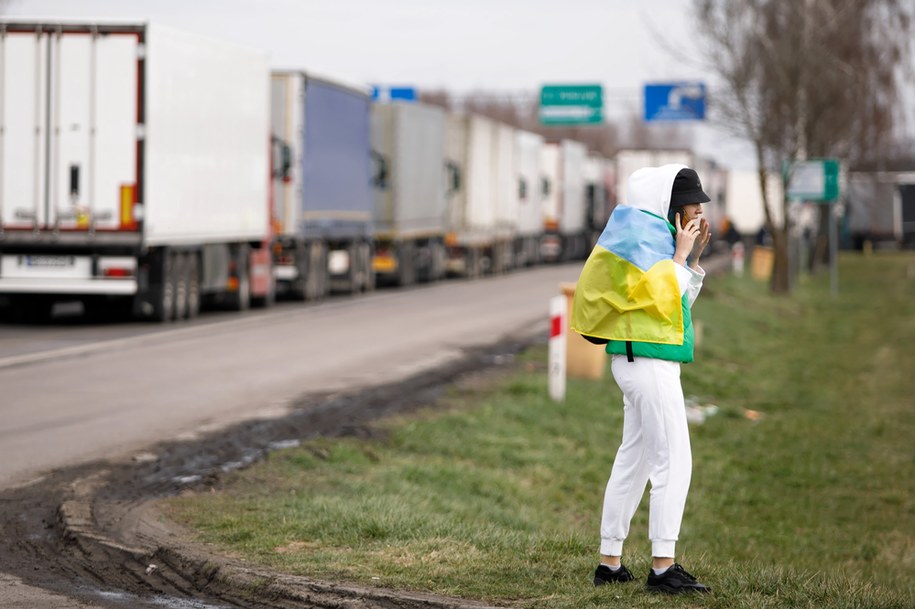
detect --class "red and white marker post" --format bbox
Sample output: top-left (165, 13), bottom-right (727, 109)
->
top-left (548, 295), bottom-right (567, 402)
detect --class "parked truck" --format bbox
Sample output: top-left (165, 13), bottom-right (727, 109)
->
top-left (443, 114), bottom-right (513, 277)
top-left (724, 170), bottom-right (785, 236)
top-left (371, 102), bottom-right (448, 286)
top-left (540, 139), bottom-right (588, 262)
top-left (270, 72), bottom-right (374, 300)
top-left (490, 122), bottom-right (518, 274)
top-left (0, 21), bottom-right (273, 321)
top-left (583, 153), bottom-right (611, 248)
top-left (845, 172), bottom-right (915, 249)
top-left (514, 130), bottom-right (544, 267)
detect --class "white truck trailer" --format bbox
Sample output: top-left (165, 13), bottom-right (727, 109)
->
top-left (583, 153), bottom-right (611, 248)
top-left (845, 171), bottom-right (915, 249)
top-left (444, 114), bottom-right (492, 278)
top-left (514, 130), bottom-right (544, 266)
top-left (371, 102), bottom-right (448, 286)
top-left (490, 122), bottom-right (517, 273)
top-left (540, 139), bottom-right (588, 262)
top-left (724, 170), bottom-right (785, 236)
top-left (0, 21), bottom-right (273, 321)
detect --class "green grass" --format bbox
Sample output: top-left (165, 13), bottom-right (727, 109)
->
top-left (166, 252), bottom-right (915, 608)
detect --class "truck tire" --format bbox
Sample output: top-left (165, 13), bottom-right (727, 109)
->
top-left (360, 242), bottom-right (375, 293)
top-left (317, 245), bottom-right (329, 298)
top-left (173, 253), bottom-right (188, 321)
top-left (185, 254), bottom-right (201, 319)
top-left (150, 249), bottom-right (176, 323)
top-left (529, 237), bottom-right (541, 266)
top-left (289, 242), bottom-right (307, 301)
top-left (345, 242), bottom-right (360, 295)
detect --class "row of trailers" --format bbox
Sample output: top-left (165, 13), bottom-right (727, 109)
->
top-left (264, 72), bottom-right (613, 293)
top-left (0, 21), bottom-right (612, 322)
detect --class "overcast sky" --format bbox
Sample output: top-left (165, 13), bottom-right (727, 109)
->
top-left (1, 0), bottom-right (766, 168)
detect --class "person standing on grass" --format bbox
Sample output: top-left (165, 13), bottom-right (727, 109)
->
top-left (571, 164), bottom-right (712, 594)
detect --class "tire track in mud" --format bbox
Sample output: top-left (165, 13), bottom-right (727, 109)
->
top-left (0, 336), bottom-right (538, 609)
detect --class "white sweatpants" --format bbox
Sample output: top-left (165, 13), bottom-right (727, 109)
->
top-left (599, 355), bottom-right (692, 559)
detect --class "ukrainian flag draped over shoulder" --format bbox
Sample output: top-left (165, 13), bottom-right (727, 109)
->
top-left (571, 206), bottom-right (684, 345)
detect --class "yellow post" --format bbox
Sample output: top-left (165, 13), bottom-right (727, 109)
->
top-left (750, 246), bottom-right (774, 281)
top-left (560, 283), bottom-right (606, 380)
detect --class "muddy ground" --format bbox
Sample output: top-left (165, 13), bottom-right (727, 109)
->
top-left (0, 337), bottom-right (540, 609)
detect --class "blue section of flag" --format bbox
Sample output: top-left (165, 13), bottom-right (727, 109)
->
top-left (596, 206), bottom-right (674, 271)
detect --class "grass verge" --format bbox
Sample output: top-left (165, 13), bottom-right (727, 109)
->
top-left (165, 252), bottom-right (915, 609)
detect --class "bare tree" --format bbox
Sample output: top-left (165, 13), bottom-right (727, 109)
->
top-left (693, 0), bottom-right (913, 292)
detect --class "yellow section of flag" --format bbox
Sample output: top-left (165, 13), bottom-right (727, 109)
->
top-left (571, 246), bottom-right (684, 345)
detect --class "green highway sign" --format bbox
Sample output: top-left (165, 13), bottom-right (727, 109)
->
top-left (539, 84), bottom-right (603, 125)
top-left (786, 158), bottom-right (840, 202)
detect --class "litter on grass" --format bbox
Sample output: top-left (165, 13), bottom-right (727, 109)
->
top-left (685, 396), bottom-right (720, 425)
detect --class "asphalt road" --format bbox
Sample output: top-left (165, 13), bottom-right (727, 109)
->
top-left (0, 264), bottom-right (582, 490)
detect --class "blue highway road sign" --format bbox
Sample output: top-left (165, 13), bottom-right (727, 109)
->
top-left (644, 82), bottom-right (706, 121)
top-left (371, 86), bottom-right (417, 102)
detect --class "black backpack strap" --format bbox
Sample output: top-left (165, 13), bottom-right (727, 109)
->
top-left (626, 341), bottom-right (634, 362)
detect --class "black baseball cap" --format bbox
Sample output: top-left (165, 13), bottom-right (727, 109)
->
top-left (670, 168), bottom-right (711, 207)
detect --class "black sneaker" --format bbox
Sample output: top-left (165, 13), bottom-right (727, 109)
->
top-left (593, 563), bottom-right (635, 585)
top-left (645, 563), bottom-right (711, 594)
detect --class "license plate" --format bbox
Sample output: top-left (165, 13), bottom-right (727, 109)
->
top-left (21, 255), bottom-right (76, 268)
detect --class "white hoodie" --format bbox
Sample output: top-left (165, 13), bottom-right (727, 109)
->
top-left (625, 164), bottom-right (705, 303)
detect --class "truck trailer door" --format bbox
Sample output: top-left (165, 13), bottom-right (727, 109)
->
top-left (1, 26), bottom-right (139, 234)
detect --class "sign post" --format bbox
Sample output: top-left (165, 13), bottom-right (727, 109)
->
top-left (786, 158), bottom-right (842, 295)
top-left (539, 84), bottom-right (603, 126)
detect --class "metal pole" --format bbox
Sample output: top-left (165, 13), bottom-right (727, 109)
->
top-left (829, 203), bottom-right (838, 296)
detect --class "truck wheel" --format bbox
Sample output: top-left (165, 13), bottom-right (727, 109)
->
top-left (173, 253), bottom-right (188, 320)
top-left (151, 250), bottom-right (175, 322)
top-left (346, 242), bottom-right (360, 295)
top-left (289, 243), bottom-right (307, 301)
top-left (529, 237), bottom-right (541, 266)
top-left (505, 242), bottom-right (516, 272)
top-left (185, 254), bottom-right (201, 319)
top-left (360, 242), bottom-right (376, 293)
top-left (316, 245), bottom-right (329, 298)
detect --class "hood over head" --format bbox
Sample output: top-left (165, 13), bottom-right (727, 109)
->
top-left (625, 163), bottom-right (687, 218)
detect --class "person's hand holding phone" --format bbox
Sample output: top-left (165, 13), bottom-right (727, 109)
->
top-left (673, 212), bottom-right (699, 265)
